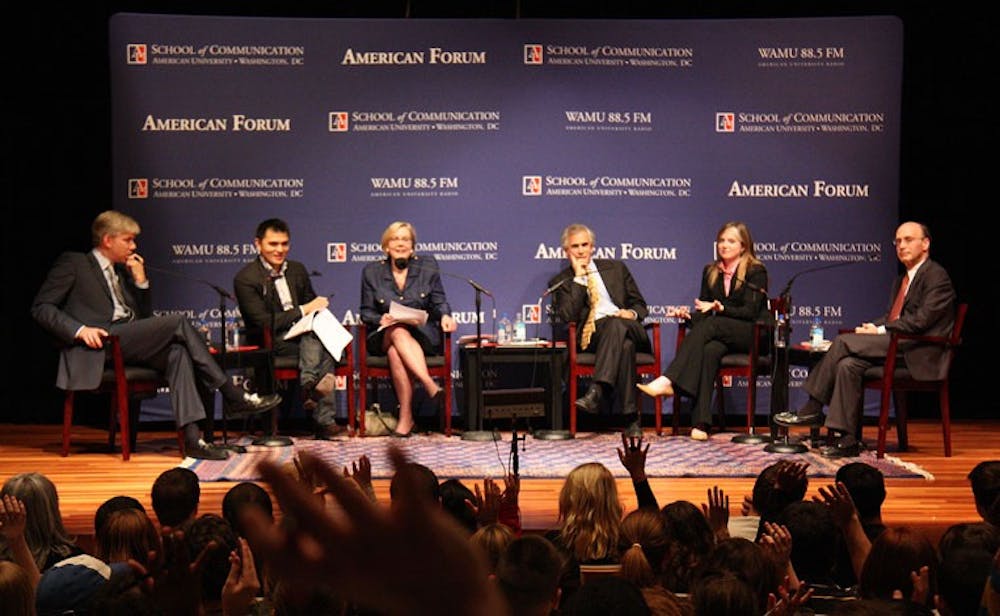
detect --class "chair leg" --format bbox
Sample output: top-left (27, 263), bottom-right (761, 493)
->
top-left (62, 391), bottom-right (74, 457)
top-left (347, 373), bottom-right (356, 435)
top-left (569, 376), bottom-right (579, 436)
top-left (877, 384), bottom-right (893, 459)
top-left (443, 378), bottom-right (452, 438)
top-left (358, 375), bottom-right (368, 437)
top-left (654, 391), bottom-right (663, 436)
top-left (671, 395), bottom-right (681, 436)
top-left (894, 391), bottom-right (909, 452)
top-left (939, 385), bottom-right (952, 457)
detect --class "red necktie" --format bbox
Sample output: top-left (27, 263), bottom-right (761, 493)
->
top-left (888, 273), bottom-right (909, 321)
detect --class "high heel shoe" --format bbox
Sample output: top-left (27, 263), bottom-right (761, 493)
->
top-left (636, 376), bottom-right (674, 398)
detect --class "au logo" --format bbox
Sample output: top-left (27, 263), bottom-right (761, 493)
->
top-left (522, 176), bottom-right (542, 196)
top-left (328, 112), bottom-right (349, 132)
top-left (721, 375), bottom-right (733, 387)
top-left (127, 44), bottom-right (147, 65)
top-left (327, 242), bottom-right (347, 263)
top-left (335, 375), bottom-right (347, 391)
top-left (128, 179), bottom-right (148, 199)
top-left (716, 112), bottom-right (735, 133)
top-left (524, 44), bottom-right (543, 65)
top-left (523, 304), bottom-right (542, 324)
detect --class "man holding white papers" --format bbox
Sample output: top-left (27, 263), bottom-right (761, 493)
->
top-left (360, 221), bottom-right (456, 437)
top-left (234, 218), bottom-right (347, 439)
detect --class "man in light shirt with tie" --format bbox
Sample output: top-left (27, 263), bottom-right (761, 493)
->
top-left (31, 210), bottom-right (281, 460)
top-left (549, 223), bottom-right (651, 430)
top-left (775, 221), bottom-right (956, 457)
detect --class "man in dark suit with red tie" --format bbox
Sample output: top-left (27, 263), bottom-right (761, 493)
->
top-left (31, 210), bottom-right (281, 460)
top-left (775, 221), bottom-right (956, 457)
top-left (549, 223), bottom-right (650, 430)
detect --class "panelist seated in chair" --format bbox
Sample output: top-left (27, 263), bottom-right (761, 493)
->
top-left (637, 221), bottom-right (770, 442)
top-left (774, 221), bottom-right (956, 458)
top-left (360, 221), bottom-right (455, 438)
top-left (549, 223), bottom-right (651, 428)
top-left (31, 211), bottom-right (280, 460)
top-left (234, 218), bottom-right (346, 440)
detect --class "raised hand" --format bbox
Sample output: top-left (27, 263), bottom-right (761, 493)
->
top-left (344, 454), bottom-right (375, 502)
top-left (222, 537), bottom-right (261, 616)
top-left (617, 433), bottom-right (650, 482)
top-left (701, 486), bottom-right (730, 540)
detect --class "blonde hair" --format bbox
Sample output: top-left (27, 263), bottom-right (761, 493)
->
top-left (557, 462), bottom-right (623, 562)
top-left (380, 221), bottom-right (417, 252)
top-left (92, 210), bottom-right (140, 247)
top-left (707, 221), bottom-right (762, 291)
top-left (0, 561), bottom-right (34, 616)
top-left (470, 522), bottom-right (516, 573)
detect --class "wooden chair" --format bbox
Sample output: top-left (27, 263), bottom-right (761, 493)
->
top-left (671, 320), bottom-right (772, 436)
top-left (862, 303), bottom-right (967, 458)
top-left (357, 323), bottom-right (452, 436)
top-left (567, 321), bottom-right (662, 435)
top-left (61, 335), bottom-right (179, 461)
top-left (263, 326), bottom-right (356, 433)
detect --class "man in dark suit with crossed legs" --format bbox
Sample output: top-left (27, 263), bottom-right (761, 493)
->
top-left (31, 210), bottom-right (281, 460)
top-left (775, 221), bottom-right (956, 457)
top-left (549, 223), bottom-right (650, 431)
top-left (234, 218), bottom-right (346, 439)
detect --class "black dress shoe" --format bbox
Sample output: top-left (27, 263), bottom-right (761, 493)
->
top-left (574, 385), bottom-right (602, 414)
top-left (314, 423), bottom-right (349, 440)
top-left (185, 442), bottom-right (230, 460)
top-left (390, 429), bottom-right (413, 438)
top-left (224, 392), bottom-right (282, 419)
top-left (774, 409), bottom-right (825, 427)
top-left (818, 434), bottom-right (862, 458)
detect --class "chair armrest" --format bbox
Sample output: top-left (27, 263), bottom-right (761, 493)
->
top-left (893, 332), bottom-right (950, 346)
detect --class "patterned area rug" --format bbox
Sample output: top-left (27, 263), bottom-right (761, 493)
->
top-left (185, 432), bottom-right (932, 482)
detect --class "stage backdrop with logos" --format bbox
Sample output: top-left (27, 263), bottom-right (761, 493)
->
top-left (109, 14), bottom-right (902, 424)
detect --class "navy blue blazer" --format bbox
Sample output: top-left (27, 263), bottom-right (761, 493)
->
top-left (360, 255), bottom-right (451, 351)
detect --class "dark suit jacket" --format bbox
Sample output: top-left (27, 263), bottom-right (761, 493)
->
top-left (873, 258), bottom-right (955, 380)
top-left (31, 251), bottom-right (151, 390)
top-left (549, 259), bottom-right (648, 345)
top-left (691, 262), bottom-right (770, 328)
top-left (360, 255), bottom-right (451, 350)
top-left (233, 258), bottom-right (318, 347)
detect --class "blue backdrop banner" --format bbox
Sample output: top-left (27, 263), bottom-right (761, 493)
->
top-left (109, 15), bottom-right (902, 423)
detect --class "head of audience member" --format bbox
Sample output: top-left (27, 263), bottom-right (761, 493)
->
top-left (439, 479), bottom-right (478, 534)
top-left (752, 462), bottom-right (808, 533)
top-left (495, 534), bottom-right (564, 616)
top-left (778, 500), bottom-right (839, 584)
top-left (470, 522), bottom-right (515, 574)
top-left (697, 538), bottom-right (778, 614)
top-left (96, 508), bottom-right (160, 566)
top-left (90, 567), bottom-right (158, 616)
top-left (836, 462), bottom-right (887, 525)
top-left (619, 508), bottom-right (669, 589)
top-left (221, 481), bottom-right (274, 538)
top-left (35, 554), bottom-right (129, 616)
top-left (389, 463), bottom-right (440, 510)
top-left (660, 500), bottom-right (714, 593)
top-left (184, 514), bottom-right (238, 603)
top-left (690, 569), bottom-right (757, 616)
top-left (151, 467), bottom-right (200, 528)
top-left (0, 561), bottom-right (34, 616)
top-left (936, 546), bottom-right (992, 616)
top-left (937, 521), bottom-right (1000, 561)
top-left (1, 472), bottom-right (76, 571)
top-left (557, 462), bottom-right (623, 564)
top-left (94, 496), bottom-right (145, 538)
top-left (967, 460), bottom-right (1000, 525)
top-left (563, 575), bottom-right (650, 616)
top-left (859, 526), bottom-right (938, 606)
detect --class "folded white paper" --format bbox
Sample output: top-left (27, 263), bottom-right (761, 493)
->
top-left (284, 308), bottom-right (354, 361)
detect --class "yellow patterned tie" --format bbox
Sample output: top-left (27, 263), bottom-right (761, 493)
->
top-left (580, 271), bottom-right (600, 349)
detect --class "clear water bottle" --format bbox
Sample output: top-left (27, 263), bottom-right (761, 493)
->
top-left (774, 313), bottom-right (786, 348)
top-left (497, 313), bottom-right (511, 344)
top-left (513, 311), bottom-right (526, 343)
top-left (810, 317), bottom-right (824, 348)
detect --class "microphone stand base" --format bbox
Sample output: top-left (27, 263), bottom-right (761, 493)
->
top-left (461, 430), bottom-right (501, 442)
top-left (764, 440), bottom-right (809, 454)
top-left (533, 429), bottom-right (574, 441)
top-left (252, 435), bottom-right (293, 447)
top-left (731, 432), bottom-right (770, 445)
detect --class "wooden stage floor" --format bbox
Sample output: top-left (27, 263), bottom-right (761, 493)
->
top-left (1, 419), bottom-right (996, 546)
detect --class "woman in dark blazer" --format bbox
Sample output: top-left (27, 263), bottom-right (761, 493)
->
top-left (360, 221), bottom-right (455, 437)
top-left (638, 221), bottom-right (769, 441)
